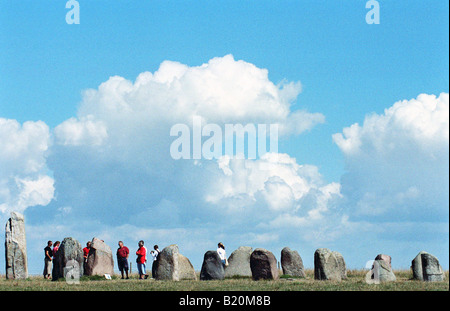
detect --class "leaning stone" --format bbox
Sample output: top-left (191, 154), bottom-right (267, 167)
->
top-left (154, 244), bottom-right (180, 281)
top-left (412, 251), bottom-right (445, 282)
top-left (314, 248), bottom-right (346, 281)
top-left (281, 247), bottom-right (306, 278)
top-left (371, 258), bottom-right (396, 283)
top-left (334, 251), bottom-right (347, 280)
top-left (52, 237), bottom-right (84, 281)
top-left (178, 254), bottom-right (197, 280)
top-left (200, 250), bottom-right (225, 280)
top-left (250, 248), bottom-right (279, 280)
top-left (5, 212), bottom-right (28, 279)
top-left (85, 237), bottom-right (114, 276)
top-left (225, 246), bottom-right (253, 278)
top-left (375, 254), bottom-right (392, 269)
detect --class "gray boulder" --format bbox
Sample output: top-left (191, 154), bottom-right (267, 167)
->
top-left (154, 244), bottom-right (180, 281)
top-left (5, 212), bottom-right (28, 279)
top-left (281, 247), bottom-right (305, 278)
top-left (250, 248), bottom-right (279, 280)
top-left (178, 254), bottom-right (197, 280)
top-left (224, 246), bottom-right (252, 278)
top-left (200, 250), bottom-right (225, 280)
top-left (411, 251), bottom-right (445, 282)
top-left (52, 237), bottom-right (84, 281)
top-left (314, 248), bottom-right (346, 281)
top-left (85, 238), bottom-right (114, 276)
top-left (335, 251), bottom-right (347, 280)
top-left (153, 244), bottom-right (196, 281)
top-left (372, 259), bottom-right (396, 283)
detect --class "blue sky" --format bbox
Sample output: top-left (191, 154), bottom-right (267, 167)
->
top-left (0, 1), bottom-right (448, 275)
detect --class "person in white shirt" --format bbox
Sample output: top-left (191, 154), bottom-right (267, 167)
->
top-left (217, 242), bottom-right (227, 267)
top-left (150, 245), bottom-right (161, 278)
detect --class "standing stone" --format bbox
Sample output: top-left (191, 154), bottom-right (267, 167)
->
top-left (250, 248), bottom-right (279, 281)
top-left (153, 244), bottom-right (195, 281)
top-left (411, 251), bottom-right (445, 282)
top-left (281, 247), bottom-right (306, 278)
top-left (5, 212), bottom-right (28, 279)
top-left (334, 251), bottom-right (347, 280)
top-left (178, 254), bottom-right (197, 280)
top-left (371, 254), bottom-right (396, 283)
top-left (52, 237), bottom-right (84, 281)
top-left (85, 238), bottom-right (114, 276)
top-left (200, 250), bottom-right (225, 280)
top-left (154, 244), bottom-right (180, 281)
top-left (224, 246), bottom-right (253, 278)
top-left (314, 248), bottom-right (346, 281)
top-left (375, 254), bottom-right (392, 268)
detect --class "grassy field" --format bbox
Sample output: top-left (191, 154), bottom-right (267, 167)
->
top-left (0, 269), bottom-right (448, 291)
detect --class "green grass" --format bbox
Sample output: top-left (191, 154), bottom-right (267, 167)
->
top-left (0, 270), bottom-right (448, 291)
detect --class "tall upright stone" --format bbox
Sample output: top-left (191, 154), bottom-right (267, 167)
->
top-left (224, 246), bottom-right (253, 278)
top-left (200, 250), bottom-right (225, 280)
top-left (5, 212), bottom-right (28, 279)
top-left (250, 248), bottom-right (279, 281)
top-left (52, 237), bottom-right (84, 281)
top-left (411, 251), bottom-right (445, 282)
top-left (153, 244), bottom-right (195, 281)
top-left (281, 247), bottom-right (306, 278)
top-left (85, 237), bottom-right (114, 276)
top-left (154, 244), bottom-right (180, 281)
top-left (314, 248), bottom-right (346, 281)
top-left (370, 254), bottom-right (396, 283)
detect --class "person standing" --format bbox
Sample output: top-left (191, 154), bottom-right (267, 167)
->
top-left (117, 241), bottom-right (130, 279)
top-left (43, 241), bottom-right (53, 279)
top-left (217, 242), bottom-right (227, 268)
top-left (83, 241), bottom-right (91, 260)
top-left (52, 241), bottom-right (60, 257)
top-left (51, 241), bottom-right (60, 281)
top-left (136, 240), bottom-right (148, 280)
top-left (150, 245), bottom-right (160, 278)
top-left (82, 241), bottom-right (91, 275)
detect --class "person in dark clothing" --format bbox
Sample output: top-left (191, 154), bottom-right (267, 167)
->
top-left (150, 245), bottom-right (160, 278)
top-left (117, 241), bottom-right (130, 279)
top-left (43, 241), bottom-right (53, 279)
top-left (51, 241), bottom-right (60, 281)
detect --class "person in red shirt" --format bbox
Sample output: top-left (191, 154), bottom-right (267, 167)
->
top-left (82, 241), bottom-right (91, 275)
top-left (136, 240), bottom-right (148, 279)
top-left (117, 241), bottom-right (130, 279)
top-left (83, 241), bottom-right (91, 259)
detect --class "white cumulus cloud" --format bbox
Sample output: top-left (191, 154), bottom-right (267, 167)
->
top-left (333, 93), bottom-right (449, 221)
top-left (0, 118), bottom-right (54, 216)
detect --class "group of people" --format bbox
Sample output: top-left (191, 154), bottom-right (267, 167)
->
top-left (43, 240), bottom-right (161, 280)
top-left (116, 240), bottom-right (161, 280)
top-left (44, 240), bottom-right (227, 280)
top-left (43, 240), bottom-right (60, 279)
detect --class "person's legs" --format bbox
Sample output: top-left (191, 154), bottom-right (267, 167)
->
top-left (43, 259), bottom-right (52, 279)
top-left (137, 263), bottom-right (143, 279)
top-left (118, 258), bottom-right (124, 279)
top-left (142, 263), bottom-right (148, 279)
top-left (151, 261), bottom-right (156, 278)
top-left (124, 260), bottom-right (129, 279)
top-left (43, 260), bottom-right (48, 279)
top-left (48, 260), bottom-right (52, 279)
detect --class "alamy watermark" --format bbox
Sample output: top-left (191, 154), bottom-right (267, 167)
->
top-left (66, 0), bottom-right (80, 25)
top-left (366, 0), bottom-right (380, 24)
top-left (170, 117), bottom-right (279, 160)
top-left (64, 259), bottom-right (80, 284)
